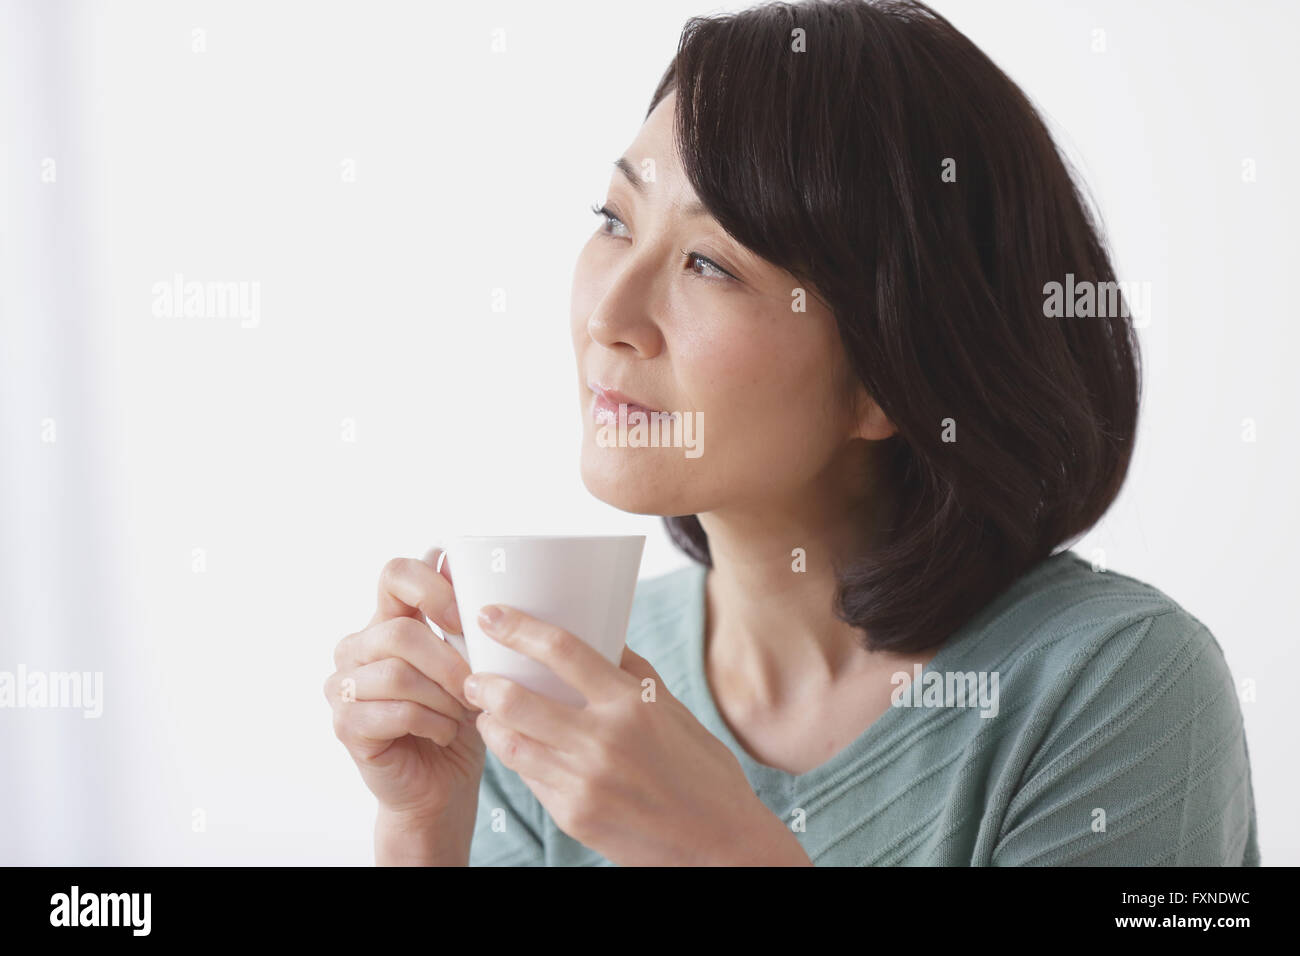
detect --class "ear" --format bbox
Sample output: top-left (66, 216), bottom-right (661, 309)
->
top-left (852, 387), bottom-right (898, 441)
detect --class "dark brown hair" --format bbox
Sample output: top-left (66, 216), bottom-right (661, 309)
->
top-left (651, 0), bottom-right (1142, 653)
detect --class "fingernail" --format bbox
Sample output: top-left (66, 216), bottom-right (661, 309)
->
top-left (463, 674), bottom-right (480, 700)
top-left (477, 605), bottom-right (503, 631)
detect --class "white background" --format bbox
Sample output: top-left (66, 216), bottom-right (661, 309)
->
top-left (2, 0), bottom-right (1296, 864)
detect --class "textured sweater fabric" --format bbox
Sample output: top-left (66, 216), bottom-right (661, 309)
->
top-left (467, 549), bottom-right (1260, 866)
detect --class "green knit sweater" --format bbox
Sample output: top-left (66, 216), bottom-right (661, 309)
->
top-left (468, 549), bottom-right (1260, 866)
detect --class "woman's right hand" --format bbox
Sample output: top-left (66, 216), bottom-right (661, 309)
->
top-left (325, 547), bottom-right (485, 825)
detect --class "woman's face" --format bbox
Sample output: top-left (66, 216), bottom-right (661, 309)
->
top-left (571, 90), bottom-right (891, 517)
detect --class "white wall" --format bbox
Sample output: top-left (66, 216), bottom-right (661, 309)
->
top-left (2, 0), bottom-right (1296, 864)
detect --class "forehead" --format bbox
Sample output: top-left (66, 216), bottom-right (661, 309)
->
top-left (616, 93), bottom-right (707, 214)
top-left (642, 89), bottom-right (676, 136)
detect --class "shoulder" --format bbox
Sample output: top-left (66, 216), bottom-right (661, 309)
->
top-left (954, 549), bottom-right (1226, 681)
top-left (977, 551), bottom-right (1236, 703)
top-left (982, 551), bottom-right (1257, 865)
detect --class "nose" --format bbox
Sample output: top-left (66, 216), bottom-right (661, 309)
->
top-left (584, 249), bottom-right (666, 358)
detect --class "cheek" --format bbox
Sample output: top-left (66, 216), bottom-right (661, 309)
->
top-left (691, 327), bottom-right (845, 471)
top-left (691, 329), bottom-right (821, 423)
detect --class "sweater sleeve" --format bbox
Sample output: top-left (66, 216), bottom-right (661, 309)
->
top-left (468, 749), bottom-right (546, 866)
top-left (991, 609), bottom-right (1259, 866)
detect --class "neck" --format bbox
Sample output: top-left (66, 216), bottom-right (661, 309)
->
top-left (697, 440), bottom-right (909, 710)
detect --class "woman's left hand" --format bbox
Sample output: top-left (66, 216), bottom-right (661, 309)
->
top-left (462, 604), bottom-right (812, 866)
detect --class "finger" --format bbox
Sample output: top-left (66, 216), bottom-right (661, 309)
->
top-left (334, 616), bottom-right (476, 710)
top-left (329, 657), bottom-right (469, 722)
top-left (465, 673), bottom-right (582, 749)
top-left (370, 555), bottom-right (462, 635)
top-left (618, 645), bottom-right (658, 684)
top-left (423, 545), bottom-right (453, 585)
top-left (477, 605), bottom-right (629, 706)
top-left (475, 711), bottom-right (572, 789)
top-left (422, 546), bottom-right (470, 664)
top-left (334, 699), bottom-right (460, 756)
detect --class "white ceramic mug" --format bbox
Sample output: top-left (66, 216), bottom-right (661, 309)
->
top-left (438, 535), bottom-right (646, 707)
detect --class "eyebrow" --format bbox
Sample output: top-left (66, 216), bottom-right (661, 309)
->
top-left (614, 156), bottom-right (708, 218)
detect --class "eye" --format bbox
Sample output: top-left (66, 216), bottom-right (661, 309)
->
top-left (589, 202), bottom-right (736, 283)
top-left (590, 203), bottom-right (630, 239)
top-left (680, 248), bottom-right (735, 282)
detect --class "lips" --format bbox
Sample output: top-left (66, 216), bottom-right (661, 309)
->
top-left (588, 381), bottom-right (660, 413)
top-left (587, 380), bottom-right (664, 427)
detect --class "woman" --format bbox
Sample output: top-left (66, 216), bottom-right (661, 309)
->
top-left (325, 0), bottom-right (1259, 866)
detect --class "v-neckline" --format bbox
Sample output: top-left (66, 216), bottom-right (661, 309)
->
top-left (680, 550), bottom-right (1079, 794)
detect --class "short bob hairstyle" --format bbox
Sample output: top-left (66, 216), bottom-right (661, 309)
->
top-left (653, 0), bottom-right (1142, 654)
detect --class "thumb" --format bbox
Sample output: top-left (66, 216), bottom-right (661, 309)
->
top-left (421, 544), bottom-right (470, 666)
top-left (421, 545), bottom-right (454, 585)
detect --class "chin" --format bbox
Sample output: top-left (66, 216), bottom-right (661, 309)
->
top-left (578, 445), bottom-right (687, 515)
